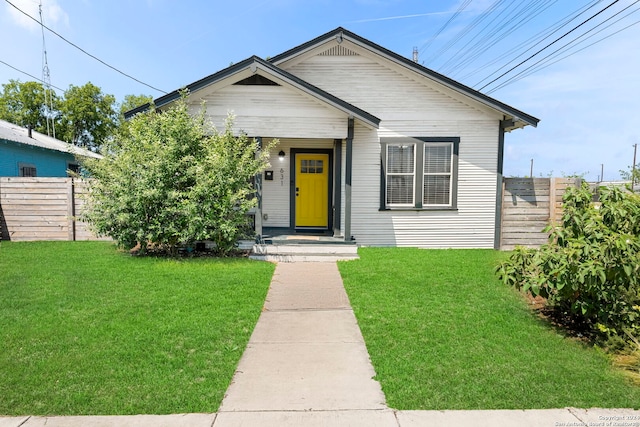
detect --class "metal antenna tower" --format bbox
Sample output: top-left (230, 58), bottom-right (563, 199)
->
top-left (39, 1), bottom-right (56, 138)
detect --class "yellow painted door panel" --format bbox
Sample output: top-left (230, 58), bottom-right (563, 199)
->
top-left (295, 154), bottom-right (329, 227)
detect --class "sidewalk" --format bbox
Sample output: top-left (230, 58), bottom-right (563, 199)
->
top-left (1, 262), bottom-right (638, 426)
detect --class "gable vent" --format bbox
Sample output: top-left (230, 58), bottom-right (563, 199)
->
top-left (234, 74), bottom-right (280, 86)
top-left (318, 45), bottom-right (359, 56)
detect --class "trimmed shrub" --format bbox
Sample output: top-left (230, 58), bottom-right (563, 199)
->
top-left (497, 182), bottom-right (640, 345)
top-left (82, 97), bottom-right (274, 256)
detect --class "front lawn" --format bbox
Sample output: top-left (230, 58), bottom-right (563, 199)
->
top-left (0, 241), bottom-right (274, 415)
top-left (339, 248), bottom-right (640, 410)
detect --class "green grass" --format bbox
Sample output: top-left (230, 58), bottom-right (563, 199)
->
top-left (0, 241), bottom-right (274, 416)
top-left (339, 248), bottom-right (640, 410)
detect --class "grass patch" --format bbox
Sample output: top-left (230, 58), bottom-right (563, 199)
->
top-left (339, 248), bottom-right (640, 410)
top-left (0, 241), bottom-right (274, 416)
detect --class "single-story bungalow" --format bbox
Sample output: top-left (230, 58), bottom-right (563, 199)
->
top-left (126, 27), bottom-right (539, 249)
top-left (0, 119), bottom-right (101, 177)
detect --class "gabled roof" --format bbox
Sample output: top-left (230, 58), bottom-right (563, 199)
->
top-left (270, 27), bottom-right (539, 131)
top-left (125, 56), bottom-right (381, 128)
top-left (0, 119), bottom-right (102, 159)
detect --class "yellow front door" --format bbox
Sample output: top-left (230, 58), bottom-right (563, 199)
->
top-left (295, 153), bottom-right (329, 228)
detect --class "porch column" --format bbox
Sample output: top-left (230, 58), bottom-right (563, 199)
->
top-left (333, 138), bottom-right (342, 237)
top-left (255, 136), bottom-right (263, 239)
top-left (344, 118), bottom-right (354, 241)
top-left (494, 120), bottom-right (511, 249)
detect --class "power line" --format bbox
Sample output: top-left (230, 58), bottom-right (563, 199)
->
top-left (440, 0), bottom-right (557, 76)
top-left (485, 1), bottom-right (639, 93)
top-left (435, 0), bottom-right (523, 73)
top-left (419, 0), bottom-right (473, 57)
top-left (4, 0), bottom-right (167, 94)
top-left (464, 0), bottom-right (601, 84)
top-left (486, 10), bottom-right (640, 94)
top-left (423, 0), bottom-right (504, 67)
top-left (477, 0), bottom-right (621, 91)
top-left (0, 59), bottom-right (66, 92)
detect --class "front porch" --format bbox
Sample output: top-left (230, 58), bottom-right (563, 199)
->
top-left (247, 227), bottom-right (358, 262)
top-left (254, 133), bottom-right (355, 242)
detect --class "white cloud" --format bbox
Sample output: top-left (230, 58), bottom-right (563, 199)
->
top-left (6, 0), bottom-right (69, 31)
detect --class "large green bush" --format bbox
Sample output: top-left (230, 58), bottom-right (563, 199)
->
top-left (497, 182), bottom-right (640, 345)
top-left (82, 97), bottom-right (273, 256)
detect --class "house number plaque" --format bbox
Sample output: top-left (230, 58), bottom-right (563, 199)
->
top-left (280, 168), bottom-right (285, 186)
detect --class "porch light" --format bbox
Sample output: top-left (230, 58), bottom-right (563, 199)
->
top-left (278, 150), bottom-right (285, 160)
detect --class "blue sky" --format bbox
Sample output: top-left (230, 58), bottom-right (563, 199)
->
top-left (1, 0), bottom-right (639, 180)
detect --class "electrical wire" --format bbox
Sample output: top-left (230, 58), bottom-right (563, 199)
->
top-left (0, 59), bottom-right (66, 92)
top-left (441, 0), bottom-right (557, 75)
top-left (418, 0), bottom-right (473, 57)
top-left (486, 5), bottom-right (640, 93)
top-left (464, 0), bottom-right (602, 84)
top-left (477, 0), bottom-right (621, 91)
top-left (422, 0), bottom-right (504, 66)
top-left (4, 0), bottom-right (167, 94)
top-left (508, 2), bottom-right (640, 83)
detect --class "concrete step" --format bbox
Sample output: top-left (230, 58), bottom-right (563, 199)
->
top-left (249, 243), bottom-right (359, 262)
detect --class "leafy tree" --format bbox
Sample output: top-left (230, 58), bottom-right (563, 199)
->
top-left (57, 82), bottom-right (117, 151)
top-left (82, 96), bottom-right (273, 256)
top-left (0, 79), bottom-right (57, 133)
top-left (620, 163), bottom-right (640, 186)
top-left (497, 182), bottom-right (640, 347)
top-left (118, 94), bottom-right (153, 118)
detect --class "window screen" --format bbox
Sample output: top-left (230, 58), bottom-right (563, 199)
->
top-left (423, 144), bottom-right (452, 206)
top-left (386, 145), bottom-right (415, 206)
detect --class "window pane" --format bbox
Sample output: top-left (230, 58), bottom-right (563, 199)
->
top-left (387, 176), bottom-right (414, 205)
top-left (20, 166), bottom-right (37, 177)
top-left (388, 145), bottom-right (414, 173)
top-left (424, 144), bottom-right (451, 174)
top-left (423, 176), bottom-right (450, 205)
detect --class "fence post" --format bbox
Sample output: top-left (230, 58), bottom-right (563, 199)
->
top-left (67, 178), bottom-right (76, 241)
top-left (549, 177), bottom-right (557, 225)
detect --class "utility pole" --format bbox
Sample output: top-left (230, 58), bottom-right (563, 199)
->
top-left (530, 158), bottom-right (533, 177)
top-left (600, 164), bottom-right (604, 183)
top-left (632, 143), bottom-right (638, 192)
top-left (39, 1), bottom-right (55, 138)
top-left (412, 47), bottom-right (418, 63)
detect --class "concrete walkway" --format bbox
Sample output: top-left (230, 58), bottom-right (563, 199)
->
top-left (2, 262), bottom-right (638, 426)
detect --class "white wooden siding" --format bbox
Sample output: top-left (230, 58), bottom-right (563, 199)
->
top-left (261, 138), bottom-right (334, 228)
top-left (188, 85), bottom-right (348, 139)
top-left (282, 44), bottom-right (503, 248)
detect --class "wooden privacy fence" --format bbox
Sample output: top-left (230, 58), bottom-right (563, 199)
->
top-left (500, 177), bottom-right (580, 250)
top-left (0, 177), bottom-right (105, 241)
top-left (2, 176), bottom-right (580, 246)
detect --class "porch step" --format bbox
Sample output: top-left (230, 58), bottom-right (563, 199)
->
top-left (249, 243), bottom-right (359, 262)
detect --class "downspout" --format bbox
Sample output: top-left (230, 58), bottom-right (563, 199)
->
top-left (344, 118), bottom-right (354, 241)
top-left (494, 120), bottom-right (510, 250)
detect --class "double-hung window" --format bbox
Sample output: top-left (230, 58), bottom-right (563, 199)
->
top-left (385, 144), bottom-right (415, 206)
top-left (381, 137), bottom-right (459, 210)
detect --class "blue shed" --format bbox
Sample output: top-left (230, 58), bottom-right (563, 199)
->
top-left (0, 119), bottom-right (101, 177)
